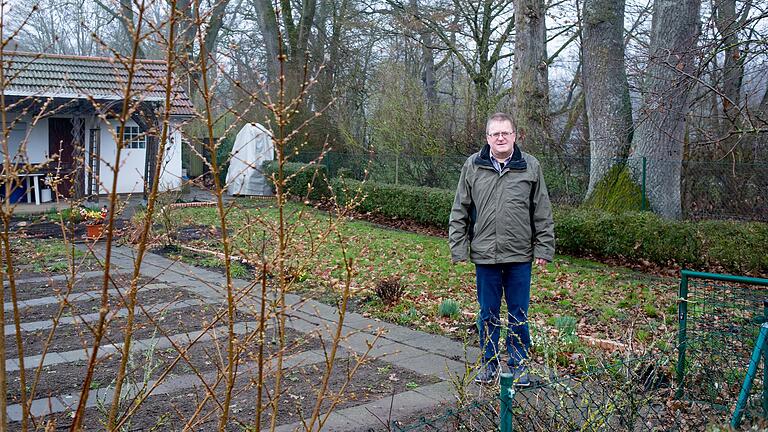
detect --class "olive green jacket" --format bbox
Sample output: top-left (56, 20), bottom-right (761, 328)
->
top-left (449, 144), bottom-right (555, 264)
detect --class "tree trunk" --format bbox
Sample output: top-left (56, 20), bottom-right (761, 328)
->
top-left (714, 0), bottom-right (744, 124)
top-left (421, 30), bottom-right (438, 110)
top-left (713, 0), bottom-right (748, 159)
top-left (512, 0), bottom-right (551, 154)
top-left (119, 0), bottom-right (146, 57)
top-left (629, 0), bottom-right (701, 219)
top-left (252, 0), bottom-right (284, 93)
top-left (582, 0), bottom-right (632, 196)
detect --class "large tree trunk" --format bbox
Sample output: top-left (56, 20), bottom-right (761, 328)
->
top-left (713, 0), bottom-right (749, 159)
top-left (118, 0), bottom-right (146, 57)
top-left (252, 0), bottom-right (285, 94)
top-left (629, 0), bottom-right (701, 219)
top-left (512, 0), bottom-right (551, 154)
top-left (582, 0), bottom-right (632, 195)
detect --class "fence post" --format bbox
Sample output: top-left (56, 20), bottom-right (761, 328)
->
top-left (676, 272), bottom-right (689, 399)
top-left (763, 300), bottom-right (768, 417)
top-left (731, 323), bottom-right (768, 429)
top-left (499, 372), bottom-right (514, 432)
top-left (641, 156), bottom-right (647, 211)
top-left (395, 153), bottom-right (399, 185)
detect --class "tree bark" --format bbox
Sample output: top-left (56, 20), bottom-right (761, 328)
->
top-left (582, 0), bottom-right (632, 195)
top-left (629, 0), bottom-right (701, 219)
top-left (714, 0), bottom-right (745, 125)
top-left (252, 0), bottom-right (284, 94)
top-left (119, 0), bottom-right (146, 57)
top-left (512, 0), bottom-right (551, 154)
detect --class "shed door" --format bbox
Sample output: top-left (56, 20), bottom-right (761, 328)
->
top-left (48, 118), bottom-right (75, 197)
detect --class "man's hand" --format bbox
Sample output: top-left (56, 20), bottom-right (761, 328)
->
top-left (534, 258), bottom-right (548, 268)
top-left (452, 258), bottom-right (468, 265)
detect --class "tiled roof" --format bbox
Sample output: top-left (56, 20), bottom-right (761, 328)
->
top-left (2, 51), bottom-right (194, 116)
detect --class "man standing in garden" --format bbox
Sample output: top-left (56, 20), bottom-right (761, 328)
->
top-left (449, 112), bottom-right (555, 385)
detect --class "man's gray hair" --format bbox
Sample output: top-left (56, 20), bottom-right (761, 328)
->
top-left (486, 113), bottom-right (516, 133)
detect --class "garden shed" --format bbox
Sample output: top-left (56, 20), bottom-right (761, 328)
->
top-left (1, 51), bottom-right (193, 203)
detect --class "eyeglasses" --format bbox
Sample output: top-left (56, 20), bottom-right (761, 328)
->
top-left (487, 131), bottom-right (514, 139)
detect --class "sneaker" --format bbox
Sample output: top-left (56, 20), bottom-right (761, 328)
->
top-left (474, 362), bottom-right (499, 384)
top-left (510, 365), bottom-right (531, 387)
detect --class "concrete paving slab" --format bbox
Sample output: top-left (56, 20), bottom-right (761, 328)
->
top-left (395, 353), bottom-right (467, 381)
top-left (9, 270), bottom-right (104, 287)
top-left (336, 389), bottom-right (444, 430)
top-left (29, 396), bottom-right (67, 418)
top-left (371, 344), bottom-right (428, 364)
top-left (6, 403), bottom-right (24, 422)
top-left (413, 381), bottom-right (460, 404)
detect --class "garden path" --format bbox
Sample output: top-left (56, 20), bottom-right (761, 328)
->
top-left (5, 244), bottom-right (491, 431)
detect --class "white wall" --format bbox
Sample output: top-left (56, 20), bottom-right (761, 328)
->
top-left (0, 114), bottom-right (49, 164)
top-left (97, 118), bottom-right (184, 194)
top-left (97, 119), bottom-right (147, 194)
top-left (158, 123), bottom-right (183, 192)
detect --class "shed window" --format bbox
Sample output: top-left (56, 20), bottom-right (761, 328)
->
top-left (119, 126), bottom-right (146, 149)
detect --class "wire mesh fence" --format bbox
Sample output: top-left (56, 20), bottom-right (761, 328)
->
top-left (676, 271), bottom-right (768, 425)
top-left (391, 271), bottom-right (768, 431)
top-left (392, 345), bottom-right (764, 431)
top-left (293, 151), bottom-right (768, 222)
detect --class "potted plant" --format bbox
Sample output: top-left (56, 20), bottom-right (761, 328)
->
top-left (80, 206), bottom-right (107, 240)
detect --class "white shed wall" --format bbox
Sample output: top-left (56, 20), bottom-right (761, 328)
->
top-left (158, 123), bottom-right (183, 191)
top-left (1, 114), bottom-right (49, 164)
top-left (97, 119), bottom-right (146, 194)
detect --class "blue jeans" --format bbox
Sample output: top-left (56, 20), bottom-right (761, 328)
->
top-left (476, 262), bottom-right (532, 367)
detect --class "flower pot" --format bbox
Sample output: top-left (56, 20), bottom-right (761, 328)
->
top-left (85, 223), bottom-right (105, 240)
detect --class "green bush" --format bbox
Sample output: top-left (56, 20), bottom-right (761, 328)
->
top-left (554, 208), bottom-right (768, 274)
top-left (332, 178), bottom-right (453, 227)
top-left (274, 162), bottom-right (768, 274)
top-left (263, 161), bottom-right (331, 200)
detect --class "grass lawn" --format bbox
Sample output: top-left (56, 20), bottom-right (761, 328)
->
top-left (8, 238), bottom-right (101, 274)
top-left (154, 200), bottom-right (680, 368)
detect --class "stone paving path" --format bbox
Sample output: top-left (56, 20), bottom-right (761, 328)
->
top-left (5, 245), bottom-right (486, 430)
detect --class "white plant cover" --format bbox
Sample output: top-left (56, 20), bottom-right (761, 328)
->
top-left (226, 123), bottom-right (275, 196)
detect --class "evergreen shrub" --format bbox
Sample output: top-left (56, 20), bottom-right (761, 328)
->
top-left (331, 178), bottom-right (453, 227)
top-left (274, 162), bottom-right (768, 274)
top-left (263, 161), bottom-right (331, 200)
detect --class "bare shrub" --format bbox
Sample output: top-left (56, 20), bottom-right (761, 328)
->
top-left (374, 276), bottom-right (406, 305)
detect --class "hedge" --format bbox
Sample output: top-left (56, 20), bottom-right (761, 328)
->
top-left (553, 209), bottom-right (768, 274)
top-left (270, 162), bottom-right (768, 275)
top-left (263, 161), bottom-right (331, 201)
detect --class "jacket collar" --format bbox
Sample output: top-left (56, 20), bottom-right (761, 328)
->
top-left (474, 144), bottom-right (527, 171)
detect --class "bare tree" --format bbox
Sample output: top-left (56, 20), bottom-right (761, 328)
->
top-left (582, 0), bottom-right (633, 195)
top-left (386, 0), bottom-right (516, 136)
top-left (629, 0), bottom-right (702, 219)
top-left (511, 0), bottom-right (551, 153)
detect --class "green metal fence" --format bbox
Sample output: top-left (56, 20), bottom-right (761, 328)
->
top-left (676, 271), bottom-right (768, 421)
top-left (392, 270), bottom-right (768, 431)
top-left (392, 342), bottom-right (737, 431)
top-left (294, 151), bottom-right (768, 221)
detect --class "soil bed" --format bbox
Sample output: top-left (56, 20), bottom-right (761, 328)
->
top-left (7, 275), bottom-right (156, 302)
top-left (4, 301), bottom-right (229, 358)
top-left (6, 326), bottom-right (319, 405)
top-left (18, 357), bottom-right (438, 431)
top-left (5, 286), bottom-right (191, 324)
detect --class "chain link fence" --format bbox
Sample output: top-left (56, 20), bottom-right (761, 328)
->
top-left (293, 151), bottom-right (768, 222)
top-left (390, 271), bottom-right (768, 431)
top-left (676, 271), bottom-right (768, 424)
top-left (393, 341), bottom-right (764, 431)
